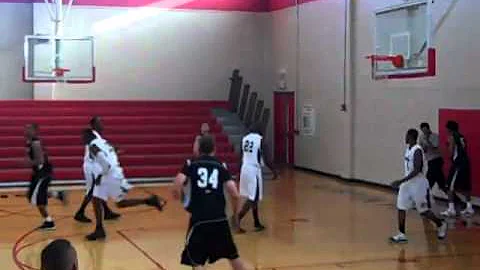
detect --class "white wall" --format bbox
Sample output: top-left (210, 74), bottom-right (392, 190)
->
top-left (33, 4), bottom-right (271, 100)
top-left (270, 0), bottom-right (352, 177)
top-left (353, 0), bottom-right (480, 185)
top-left (0, 3), bottom-right (33, 99)
top-left (269, 0), bottom-right (480, 188)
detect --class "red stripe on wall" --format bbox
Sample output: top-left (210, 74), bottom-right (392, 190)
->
top-left (1, 0), bottom-right (323, 12)
top-left (24, 0), bottom-right (269, 11)
top-left (268, 0), bottom-right (321, 12)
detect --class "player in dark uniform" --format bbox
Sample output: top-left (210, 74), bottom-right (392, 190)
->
top-left (173, 135), bottom-right (246, 270)
top-left (25, 124), bottom-right (66, 230)
top-left (441, 121), bottom-right (474, 217)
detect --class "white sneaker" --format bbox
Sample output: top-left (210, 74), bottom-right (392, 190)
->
top-left (389, 232), bottom-right (408, 243)
top-left (440, 209), bottom-right (456, 217)
top-left (437, 221), bottom-right (448, 240)
top-left (460, 207), bottom-right (474, 217)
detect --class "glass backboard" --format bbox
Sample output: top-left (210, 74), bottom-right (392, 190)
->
top-left (23, 35), bottom-right (95, 83)
top-left (373, 0), bottom-right (435, 79)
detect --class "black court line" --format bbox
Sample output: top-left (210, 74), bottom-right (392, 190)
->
top-left (117, 230), bottom-right (167, 270)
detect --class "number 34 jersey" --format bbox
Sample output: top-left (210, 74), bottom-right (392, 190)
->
top-left (242, 133), bottom-right (262, 167)
top-left (181, 155), bottom-right (232, 222)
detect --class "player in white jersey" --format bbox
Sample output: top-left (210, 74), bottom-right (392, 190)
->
top-left (82, 129), bottom-right (167, 241)
top-left (74, 117), bottom-right (123, 223)
top-left (236, 122), bottom-right (277, 233)
top-left (390, 129), bottom-right (447, 243)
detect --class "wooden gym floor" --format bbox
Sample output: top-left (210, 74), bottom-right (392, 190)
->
top-left (1, 169), bottom-right (480, 270)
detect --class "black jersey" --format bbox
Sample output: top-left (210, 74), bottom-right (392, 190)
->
top-left (451, 132), bottom-right (469, 166)
top-left (26, 137), bottom-right (52, 173)
top-left (181, 155), bottom-right (232, 223)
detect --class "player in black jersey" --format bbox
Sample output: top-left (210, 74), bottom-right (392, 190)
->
top-left (441, 121), bottom-right (474, 217)
top-left (25, 124), bottom-right (66, 230)
top-left (173, 135), bottom-right (246, 270)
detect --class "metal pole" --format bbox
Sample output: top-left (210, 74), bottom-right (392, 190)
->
top-left (54, 0), bottom-right (63, 70)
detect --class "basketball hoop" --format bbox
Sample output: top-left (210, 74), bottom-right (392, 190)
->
top-left (366, 55), bottom-right (405, 69)
top-left (52, 68), bottom-right (70, 77)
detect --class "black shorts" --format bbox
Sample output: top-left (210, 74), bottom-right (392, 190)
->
top-left (27, 171), bottom-right (52, 206)
top-left (447, 164), bottom-right (471, 192)
top-left (427, 157), bottom-right (446, 189)
top-left (181, 219), bottom-right (239, 266)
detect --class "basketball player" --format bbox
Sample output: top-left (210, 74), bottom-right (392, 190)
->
top-left (41, 239), bottom-right (78, 270)
top-left (74, 116), bottom-right (122, 223)
top-left (236, 122), bottom-right (277, 233)
top-left (193, 123), bottom-right (210, 156)
top-left (25, 124), bottom-right (66, 230)
top-left (82, 129), bottom-right (166, 241)
top-left (173, 135), bottom-right (246, 270)
top-left (390, 129), bottom-right (447, 243)
top-left (419, 123), bottom-right (448, 194)
top-left (441, 121), bottom-right (474, 217)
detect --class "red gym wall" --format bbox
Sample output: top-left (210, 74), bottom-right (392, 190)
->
top-left (439, 109), bottom-right (480, 197)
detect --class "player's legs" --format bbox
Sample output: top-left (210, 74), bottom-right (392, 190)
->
top-left (458, 166), bottom-right (474, 216)
top-left (442, 167), bottom-right (458, 217)
top-left (75, 164), bottom-right (120, 223)
top-left (415, 181), bottom-right (447, 239)
top-left (390, 183), bottom-right (410, 243)
top-left (86, 196), bottom-right (106, 241)
top-left (427, 158), bottom-right (448, 194)
top-left (75, 181), bottom-right (94, 223)
top-left (237, 199), bottom-right (253, 233)
top-left (29, 173), bottom-right (56, 230)
top-left (252, 176), bottom-right (265, 231)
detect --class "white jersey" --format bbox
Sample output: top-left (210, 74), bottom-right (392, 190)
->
top-left (404, 144), bottom-right (428, 179)
top-left (242, 133), bottom-right (262, 167)
top-left (90, 138), bottom-right (123, 179)
top-left (84, 130), bottom-right (104, 163)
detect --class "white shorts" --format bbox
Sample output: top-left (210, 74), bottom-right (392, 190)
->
top-left (240, 164), bottom-right (263, 201)
top-left (83, 161), bottom-right (101, 195)
top-left (397, 178), bottom-right (431, 213)
top-left (93, 175), bottom-right (131, 202)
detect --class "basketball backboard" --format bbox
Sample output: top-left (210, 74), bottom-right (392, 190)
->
top-left (23, 35), bottom-right (95, 83)
top-left (370, 0), bottom-right (435, 80)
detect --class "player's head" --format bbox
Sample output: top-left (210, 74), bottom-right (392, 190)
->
top-left (405, 129), bottom-right (419, 145)
top-left (446, 120), bottom-right (459, 134)
top-left (200, 123), bottom-right (210, 135)
top-left (199, 134), bottom-right (215, 155)
top-left (89, 116), bottom-right (104, 133)
top-left (25, 123), bottom-right (39, 139)
top-left (82, 129), bottom-right (96, 145)
top-left (40, 239), bottom-right (78, 270)
top-left (420, 122), bottom-right (431, 135)
top-left (249, 122), bottom-right (263, 135)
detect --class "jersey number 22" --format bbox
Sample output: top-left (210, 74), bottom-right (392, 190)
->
top-left (197, 168), bottom-right (219, 189)
top-left (243, 140), bottom-right (254, 153)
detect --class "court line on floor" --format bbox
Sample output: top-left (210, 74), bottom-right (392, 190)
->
top-left (256, 250), bottom-right (480, 269)
top-left (117, 229), bottom-right (167, 270)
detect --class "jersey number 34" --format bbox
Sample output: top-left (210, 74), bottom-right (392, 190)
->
top-left (197, 168), bottom-right (219, 189)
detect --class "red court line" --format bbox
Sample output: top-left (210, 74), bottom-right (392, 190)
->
top-left (117, 230), bottom-right (167, 270)
top-left (12, 216), bottom-right (71, 270)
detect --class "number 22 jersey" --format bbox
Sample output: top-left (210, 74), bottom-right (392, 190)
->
top-left (181, 155), bottom-right (232, 222)
top-left (242, 133), bottom-right (262, 167)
